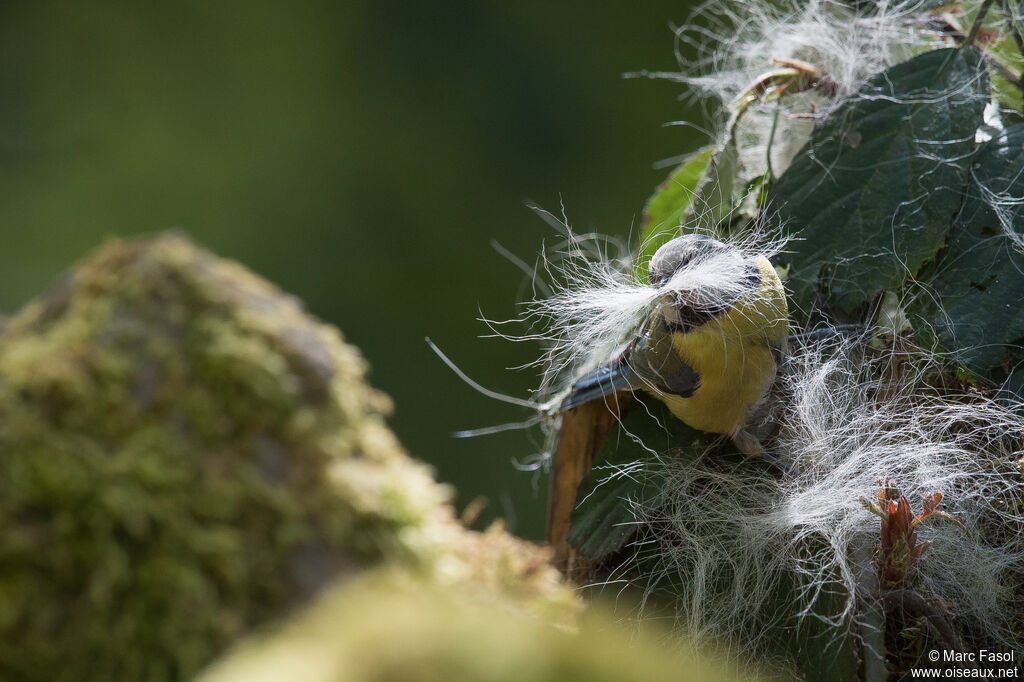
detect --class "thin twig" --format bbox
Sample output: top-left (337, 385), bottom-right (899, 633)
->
top-left (945, 2), bottom-right (1024, 93)
top-left (965, 0), bottom-right (997, 46)
top-left (765, 99), bottom-right (781, 182)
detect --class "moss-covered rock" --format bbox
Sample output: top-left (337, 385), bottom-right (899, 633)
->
top-left (198, 566), bottom-right (750, 682)
top-left (0, 233), bottom-right (576, 681)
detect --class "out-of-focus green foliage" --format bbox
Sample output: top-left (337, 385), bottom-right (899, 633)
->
top-left (0, 1), bottom-right (704, 540)
top-left (0, 234), bottom-right (578, 681)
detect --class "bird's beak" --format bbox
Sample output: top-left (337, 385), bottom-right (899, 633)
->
top-left (658, 296), bottom-right (683, 326)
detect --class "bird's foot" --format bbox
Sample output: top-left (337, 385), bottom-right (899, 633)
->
top-left (732, 429), bottom-right (798, 475)
top-left (730, 429), bottom-right (764, 456)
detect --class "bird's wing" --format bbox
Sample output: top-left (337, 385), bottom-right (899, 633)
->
top-left (559, 359), bottom-right (642, 411)
top-left (559, 315), bottom-right (701, 412)
top-left (627, 315), bottom-right (701, 398)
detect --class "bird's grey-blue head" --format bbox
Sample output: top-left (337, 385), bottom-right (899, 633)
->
top-left (647, 233), bottom-right (733, 288)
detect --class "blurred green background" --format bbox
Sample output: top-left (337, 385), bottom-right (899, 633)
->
top-left (0, 1), bottom-right (705, 539)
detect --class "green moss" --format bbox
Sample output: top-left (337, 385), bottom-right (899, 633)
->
top-left (0, 233), bottom-right (459, 680)
top-left (198, 567), bottom-right (753, 682)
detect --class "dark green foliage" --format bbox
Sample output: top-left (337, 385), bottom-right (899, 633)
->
top-left (911, 123), bottom-right (1024, 388)
top-left (771, 47), bottom-right (989, 316)
top-left (564, 23), bottom-right (1024, 682)
top-left (566, 474), bottom-right (645, 561)
top-left (566, 401), bottom-right (706, 563)
top-left (565, 400), bottom-right (861, 680)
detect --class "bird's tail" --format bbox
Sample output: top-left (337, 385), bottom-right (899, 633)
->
top-left (559, 361), bottom-right (642, 411)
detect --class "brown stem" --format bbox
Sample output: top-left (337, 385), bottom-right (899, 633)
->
top-left (965, 0), bottom-right (997, 46)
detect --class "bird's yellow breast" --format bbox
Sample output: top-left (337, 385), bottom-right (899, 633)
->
top-left (655, 256), bottom-right (788, 436)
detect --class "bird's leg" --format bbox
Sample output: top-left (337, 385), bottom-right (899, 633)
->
top-left (731, 428), bottom-right (764, 456)
top-left (733, 428), bottom-right (798, 474)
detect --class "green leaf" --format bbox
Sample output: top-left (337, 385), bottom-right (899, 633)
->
top-left (770, 47), bottom-right (989, 316)
top-left (565, 473), bottom-right (647, 562)
top-left (565, 401), bottom-right (703, 561)
top-left (636, 147), bottom-right (714, 281)
top-left (911, 123), bottom-right (1024, 386)
top-left (642, 147), bottom-right (715, 232)
top-left (686, 139), bottom-right (740, 231)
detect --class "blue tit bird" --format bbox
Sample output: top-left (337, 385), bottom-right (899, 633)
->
top-left (559, 233), bottom-right (789, 456)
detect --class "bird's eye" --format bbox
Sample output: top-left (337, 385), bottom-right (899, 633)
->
top-left (648, 269), bottom-right (670, 287)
